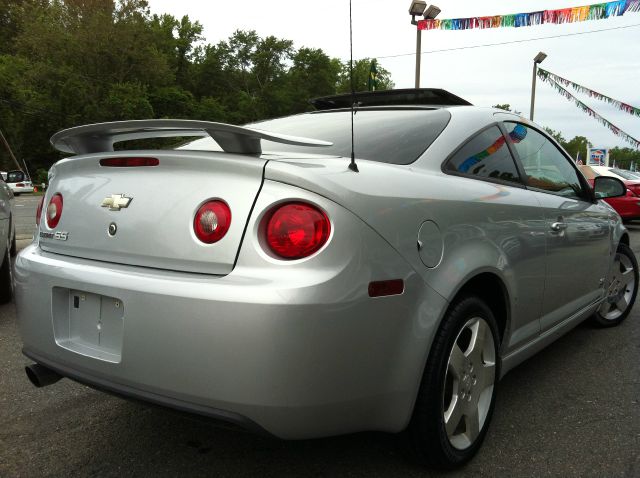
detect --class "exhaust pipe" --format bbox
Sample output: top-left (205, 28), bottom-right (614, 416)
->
top-left (25, 363), bottom-right (63, 388)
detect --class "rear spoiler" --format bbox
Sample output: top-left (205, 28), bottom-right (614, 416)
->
top-left (50, 119), bottom-right (332, 155)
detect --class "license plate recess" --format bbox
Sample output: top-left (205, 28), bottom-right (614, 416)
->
top-left (52, 288), bottom-right (124, 363)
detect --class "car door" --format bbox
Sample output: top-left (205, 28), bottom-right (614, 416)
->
top-left (442, 124), bottom-right (548, 349)
top-left (504, 122), bottom-right (611, 332)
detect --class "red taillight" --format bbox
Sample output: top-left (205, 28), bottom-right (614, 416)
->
top-left (100, 157), bottom-right (159, 167)
top-left (265, 202), bottom-right (331, 259)
top-left (36, 196), bottom-right (45, 226)
top-left (16, 183), bottom-right (24, 187)
top-left (46, 193), bottom-right (63, 229)
top-left (193, 200), bottom-right (231, 244)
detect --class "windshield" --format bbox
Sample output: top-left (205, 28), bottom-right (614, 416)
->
top-left (610, 168), bottom-right (638, 180)
top-left (180, 109), bottom-right (451, 165)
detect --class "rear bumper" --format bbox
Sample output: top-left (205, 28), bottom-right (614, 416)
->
top-left (23, 347), bottom-right (269, 435)
top-left (16, 226), bottom-right (447, 439)
top-left (11, 186), bottom-right (34, 194)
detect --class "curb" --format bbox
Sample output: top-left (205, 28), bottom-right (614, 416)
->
top-left (17, 234), bottom-right (33, 240)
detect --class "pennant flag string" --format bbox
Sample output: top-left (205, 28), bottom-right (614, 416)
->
top-left (538, 68), bottom-right (640, 118)
top-left (417, 0), bottom-right (640, 31)
top-left (539, 75), bottom-right (640, 149)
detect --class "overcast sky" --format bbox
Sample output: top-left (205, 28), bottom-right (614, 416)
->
top-left (146, 0), bottom-right (640, 150)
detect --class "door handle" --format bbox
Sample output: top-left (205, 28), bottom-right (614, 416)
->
top-left (550, 222), bottom-right (567, 232)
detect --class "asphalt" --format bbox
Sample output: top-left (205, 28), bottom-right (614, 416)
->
top-left (0, 204), bottom-right (638, 477)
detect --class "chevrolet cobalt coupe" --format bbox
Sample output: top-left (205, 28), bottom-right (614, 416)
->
top-left (16, 90), bottom-right (637, 468)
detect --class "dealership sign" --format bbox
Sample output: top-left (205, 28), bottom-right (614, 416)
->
top-left (588, 148), bottom-right (609, 166)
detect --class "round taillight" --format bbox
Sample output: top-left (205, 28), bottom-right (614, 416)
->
top-left (36, 196), bottom-right (45, 226)
top-left (46, 193), bottom-right (63, 229)
top-left (193, 200), bottom-right (231, 244)
top-left (265, 202), bottom-right (331, 259)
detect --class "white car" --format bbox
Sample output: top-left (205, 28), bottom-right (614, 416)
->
top-left (5, 170), bottom-right (34, 195)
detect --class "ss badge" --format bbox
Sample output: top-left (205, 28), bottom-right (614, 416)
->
top-left (40, 231), bottom-right (68, 241)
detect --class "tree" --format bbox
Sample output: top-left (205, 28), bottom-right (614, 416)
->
top-left (562, 136), bottom-right (591, 161)
top-left (543, 127), bottom-right (565, 145)
top-left (336, 58), bottom-right (394, 93)
top-left (0, 7), bottom-right (395, 171)
top-left (492, 104), bottom-right (512, 112)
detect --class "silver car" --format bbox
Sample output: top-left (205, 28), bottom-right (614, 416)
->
top-left (16, 91), bottom-right (638, 468)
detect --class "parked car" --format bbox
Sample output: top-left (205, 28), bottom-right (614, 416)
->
top-left (0, 171), bottom-right (16, 302)
top-left (5, 170), bottom-right (34, 195)
top-left (579, 165), bottom-right (640, 221)
top-left (16, 90), bottom-right (637, 468)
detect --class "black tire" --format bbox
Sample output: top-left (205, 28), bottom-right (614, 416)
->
top-left (407, 296), bottom-right (500, 469)
top-left (591, 243), bottom-right (638, 327)
top-left (0, 248), bottom-right (13, 304)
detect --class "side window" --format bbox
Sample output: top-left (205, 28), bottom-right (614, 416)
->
top-left (505, 122), bottom-right (584, 199)
top-left (445, 126), bottom-right (522, 185)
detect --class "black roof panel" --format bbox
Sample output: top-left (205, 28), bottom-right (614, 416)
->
top-left (310, 88), bottom-right (472, 110)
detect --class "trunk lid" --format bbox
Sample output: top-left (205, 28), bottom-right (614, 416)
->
top-left (39, 151), bottom-right (265, 275)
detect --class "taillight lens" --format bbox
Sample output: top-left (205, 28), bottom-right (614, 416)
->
top-left (265, 202), bottom-right (331, 259)
top-left (193, 200), bottom-right (231, 244)
top-left (46, 193), bottom-right (63, 229)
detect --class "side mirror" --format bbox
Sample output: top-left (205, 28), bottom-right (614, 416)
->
top-left (593, 176), bottom-right (626, 199)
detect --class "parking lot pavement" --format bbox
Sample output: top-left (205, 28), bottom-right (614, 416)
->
top-left (12, 194), bottom-right (39, 239)
top-left (1, 229), bottom-right (639, 477)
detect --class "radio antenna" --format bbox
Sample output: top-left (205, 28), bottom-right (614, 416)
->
top-left (348, 0), bottom-right (359, 173)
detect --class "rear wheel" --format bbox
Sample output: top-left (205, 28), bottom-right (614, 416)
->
top-left (407, 296), bottom-right (499, 468)
top-left (591, 243), bottom-right (638, 327)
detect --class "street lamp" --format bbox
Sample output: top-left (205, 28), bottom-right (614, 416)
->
top-left (409, 1), bottom-right (440, 88)
top-left (529, 51), bottom-right (547, 121)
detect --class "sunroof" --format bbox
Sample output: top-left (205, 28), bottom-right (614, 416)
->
top-left (310, 88), bottom-right (472, 110)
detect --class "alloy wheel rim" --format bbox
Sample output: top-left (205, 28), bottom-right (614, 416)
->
top-left (443, 317), bottom-right (496, 450)
top-left (599, 252), bottom-right (635, 321)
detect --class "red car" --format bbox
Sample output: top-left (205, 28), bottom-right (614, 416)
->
top-left (580, 165), bottom-right (640, 221)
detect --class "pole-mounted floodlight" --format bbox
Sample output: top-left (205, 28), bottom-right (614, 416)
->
top-left (409, 2), bottom-right (440, 88)
top-left (530, 52), bottom-right (547, 121)
top-left (534, 52), bottom-right (548, 64)
top-left (409, 0), bottom-right (427, 16)
top-left (423, 5), bottom-right (441, 19)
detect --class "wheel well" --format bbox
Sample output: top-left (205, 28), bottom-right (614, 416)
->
top-left (451, 273), bottom-right (509, 343)
top-left (620, 233), bottom-right (630, 247)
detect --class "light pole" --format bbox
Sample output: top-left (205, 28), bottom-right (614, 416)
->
top-left (529, 51), bottom-right (547, 121)
top-left (409, 1), bottom-right (440, 89)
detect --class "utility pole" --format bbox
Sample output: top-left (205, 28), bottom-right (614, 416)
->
top-left (0, 127), bottom-right (23, 171)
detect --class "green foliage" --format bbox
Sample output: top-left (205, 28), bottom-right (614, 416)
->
top-left (492, 104), bottom-right (512, 112)
top-left (0, 1), bottom-right (394, 171)
top-left (562, 136), bottom-right (591, 161)
top-left (336, 58), bottom-right (394, 93)
top-left (543, 127), bottom-right (565, 145)
top-left (609, 147), bottom-right (640, 169)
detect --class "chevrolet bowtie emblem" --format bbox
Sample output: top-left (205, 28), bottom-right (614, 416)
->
top-left (101, 194), bottom-right (132, 211)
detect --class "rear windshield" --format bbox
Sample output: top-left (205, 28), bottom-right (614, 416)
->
top-left (6, 171), bottom-right (25, 183)
top-left (180, 109), bottom-right (451, 165)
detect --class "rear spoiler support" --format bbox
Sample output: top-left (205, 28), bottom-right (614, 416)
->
top-left (50, 119), bottom-right (332, 155)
